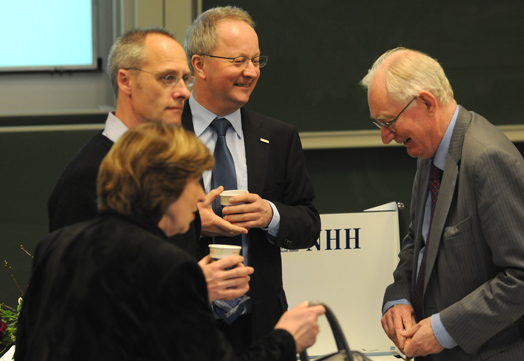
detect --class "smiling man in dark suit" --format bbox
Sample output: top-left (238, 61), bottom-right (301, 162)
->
top-left (183, 6), bottom-right (321, 349)
top-left (361, 47), bottom-right (524, 361)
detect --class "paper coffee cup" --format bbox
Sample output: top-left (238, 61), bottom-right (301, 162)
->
top-left (209, 244), bottom-right (241, 261)
top-left (220, 189), bottom-right (248, 206)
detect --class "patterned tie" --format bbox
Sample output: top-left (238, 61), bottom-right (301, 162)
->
top-left (413, 164), bottom-right (443, 323)
top-left (210, 118), bottom-right (242, 247)
top-left (210, 118), bottom-right (237, 217)
top-left (209, 117), bottom-right (248, 324)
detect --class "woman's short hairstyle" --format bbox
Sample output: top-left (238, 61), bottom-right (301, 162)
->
top-left (107, 27), bottom-right (177, 98)
top-left (360, 47), bottom-right (454, 105)
top-left (97, 123), bottom-right (213, 224)
top-left (184, 6), bottom-right (255, 73)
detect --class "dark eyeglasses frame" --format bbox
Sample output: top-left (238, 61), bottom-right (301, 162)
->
top-left (372, 96), bottom-right (417, 131)
top-left (200, 54), bottom-right (268, 68)
top-left (125, 67), bottom-right (195, 87)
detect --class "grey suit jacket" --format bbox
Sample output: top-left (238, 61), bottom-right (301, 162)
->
top-left (384, 106), bottom-right (524, 360)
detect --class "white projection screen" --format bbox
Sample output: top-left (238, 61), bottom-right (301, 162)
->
top-left (0, 0), bottom-right (97, 72)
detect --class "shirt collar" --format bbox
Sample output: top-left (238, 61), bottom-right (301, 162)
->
top-left (189, 94), bottom-right (242, 137)
top-left (432, 105), bottom-right (459, 170)
top-left (102, 112), bottom-right (129, 143)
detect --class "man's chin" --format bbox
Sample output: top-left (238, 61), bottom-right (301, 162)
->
top-left (162, 116), bottom-right (182, 126)
top-left (406, 146), bottom-right (419, 158)
top-left (232, 89), bottom-right (253, 104)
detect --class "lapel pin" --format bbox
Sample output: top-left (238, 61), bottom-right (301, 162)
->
top-left (260, 138), bottom-right (269, 144)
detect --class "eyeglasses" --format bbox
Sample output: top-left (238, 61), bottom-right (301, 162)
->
top-left (372, 96), bottom-right (417, 131)
top-left (200, 54), bottom-right (268, 68)
top-left (125, 68), bottom-right (195, 87)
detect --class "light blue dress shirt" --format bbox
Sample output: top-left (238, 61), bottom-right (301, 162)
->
top-left (188, 95), bottom-right (282, 264)
top-left (383, 105), bottom-right (459, 349)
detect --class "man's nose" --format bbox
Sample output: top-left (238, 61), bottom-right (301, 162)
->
top-left (380, 127), bottom-right (395, 144)
top-left (174, 80), bottom-right (191, 99)
top-left (242, 60), bottom-right (259, 77)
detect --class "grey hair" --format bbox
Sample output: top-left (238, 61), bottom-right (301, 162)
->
top-left (184, 6), bottom-right (255, 73)
top-left (360, 47), bottom-right (454, 105)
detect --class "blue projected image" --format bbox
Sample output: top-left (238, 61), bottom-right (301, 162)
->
top-left (0, 0), bottom-right (96, 71)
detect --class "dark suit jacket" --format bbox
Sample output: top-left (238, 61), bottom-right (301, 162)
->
top-left (15, 213), bottom-right (296, 361)
top-left (384, 106), bottom-right (524, 360)
top-left (47, 132), bottom-right (112, 232)
top-left (47, 130), bottom-right (201, 257)
top-left (182, 102), bottom-right (321, 341)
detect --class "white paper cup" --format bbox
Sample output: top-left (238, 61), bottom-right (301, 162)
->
top-left (220, 189), bottom-right (248, 206)
top-left (209, 244), bottom-right (242, 261)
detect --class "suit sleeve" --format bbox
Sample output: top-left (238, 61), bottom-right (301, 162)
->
top-left (155, 253), bottom-right (296, 361)
top-left (47, 133), bottom-right (111, 232)
top-left (272, 127), bottom-right (320, 250)
top-left (383, 165), bottom-right (421, 306)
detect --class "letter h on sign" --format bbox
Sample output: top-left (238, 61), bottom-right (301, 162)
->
top-left (308, 228), bottom-right (361, 251)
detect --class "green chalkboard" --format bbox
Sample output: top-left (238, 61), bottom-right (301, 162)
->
top-left (202, 0), bottom-right (524, 132)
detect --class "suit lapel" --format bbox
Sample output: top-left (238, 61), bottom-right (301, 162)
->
top-left (424, 161), bottom-right (457, 289)
top-left (182, 104), bottom-right (272, 196)
top-left (241, 108), bottom-right (270, 195)
top-left (424, 106), bottom-right (470, 289)
top-left (412, 159), bottom-right (430, 295)
top-left (181, 101), bottom-right (195, 132)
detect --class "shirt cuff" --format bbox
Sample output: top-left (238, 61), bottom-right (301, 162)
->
top-left (382, 299), bottom-right (412, 315)
top-left (431, 313), bottom-right (457, 349)
top-left (262, 200), bottom-right (280, 238)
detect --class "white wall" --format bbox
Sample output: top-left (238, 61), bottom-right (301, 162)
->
top-left (0, 0), bottom-right (197, 118)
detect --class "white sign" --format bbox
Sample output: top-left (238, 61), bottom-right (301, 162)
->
top-left (282, 205), bottom-right (400, 357)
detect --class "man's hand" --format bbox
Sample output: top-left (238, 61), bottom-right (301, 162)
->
top-left (381, 304), bottom-right (416, 352)
top-left (401, 317), bottom-right (444, 358)
top-left (223, 192), bottom-right (273, 229)
top-left (197, 255), bottom-right (254, 303)
top-left (198, 186), bottom-right (248, 237)
top-left (274, 301), bottom-right (326, 353)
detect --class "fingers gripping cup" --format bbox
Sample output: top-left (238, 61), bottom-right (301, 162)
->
top-left (209, 244), bottom-right (242, 262)
top-left (219, 189), bottom-right (248, 206)
top-left (209, 243), bottom-right (249, 324)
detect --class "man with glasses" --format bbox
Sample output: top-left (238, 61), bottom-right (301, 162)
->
top-left (183, 6), bottom-right (320, 349)
top-left (371, 96), bottom-right (416, 132)
top-left (361, 47), bottom-right (524, 361)
top-left (48, 28), bottom-right (192, 232)
top-left (48, 28), bottom-right (252, 306)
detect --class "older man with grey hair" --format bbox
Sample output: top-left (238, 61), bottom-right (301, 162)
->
top-left (362, 47), bottom-right (524, 361)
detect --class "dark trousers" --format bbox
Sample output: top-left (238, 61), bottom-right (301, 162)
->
top-left (216, 313), bottom-right (253, 350)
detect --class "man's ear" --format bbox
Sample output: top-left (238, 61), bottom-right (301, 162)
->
top-left (117, 69), bottom-right (133, 96)
top-left (192, 54), bottom-right (206, 80)
top-left (418, 90), bottom-right (437, 112)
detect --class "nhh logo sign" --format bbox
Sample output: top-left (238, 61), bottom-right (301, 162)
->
top-left (281, 227), bottom-right (361, 253)
top-left (281, 208), bottom-right (401, 356)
